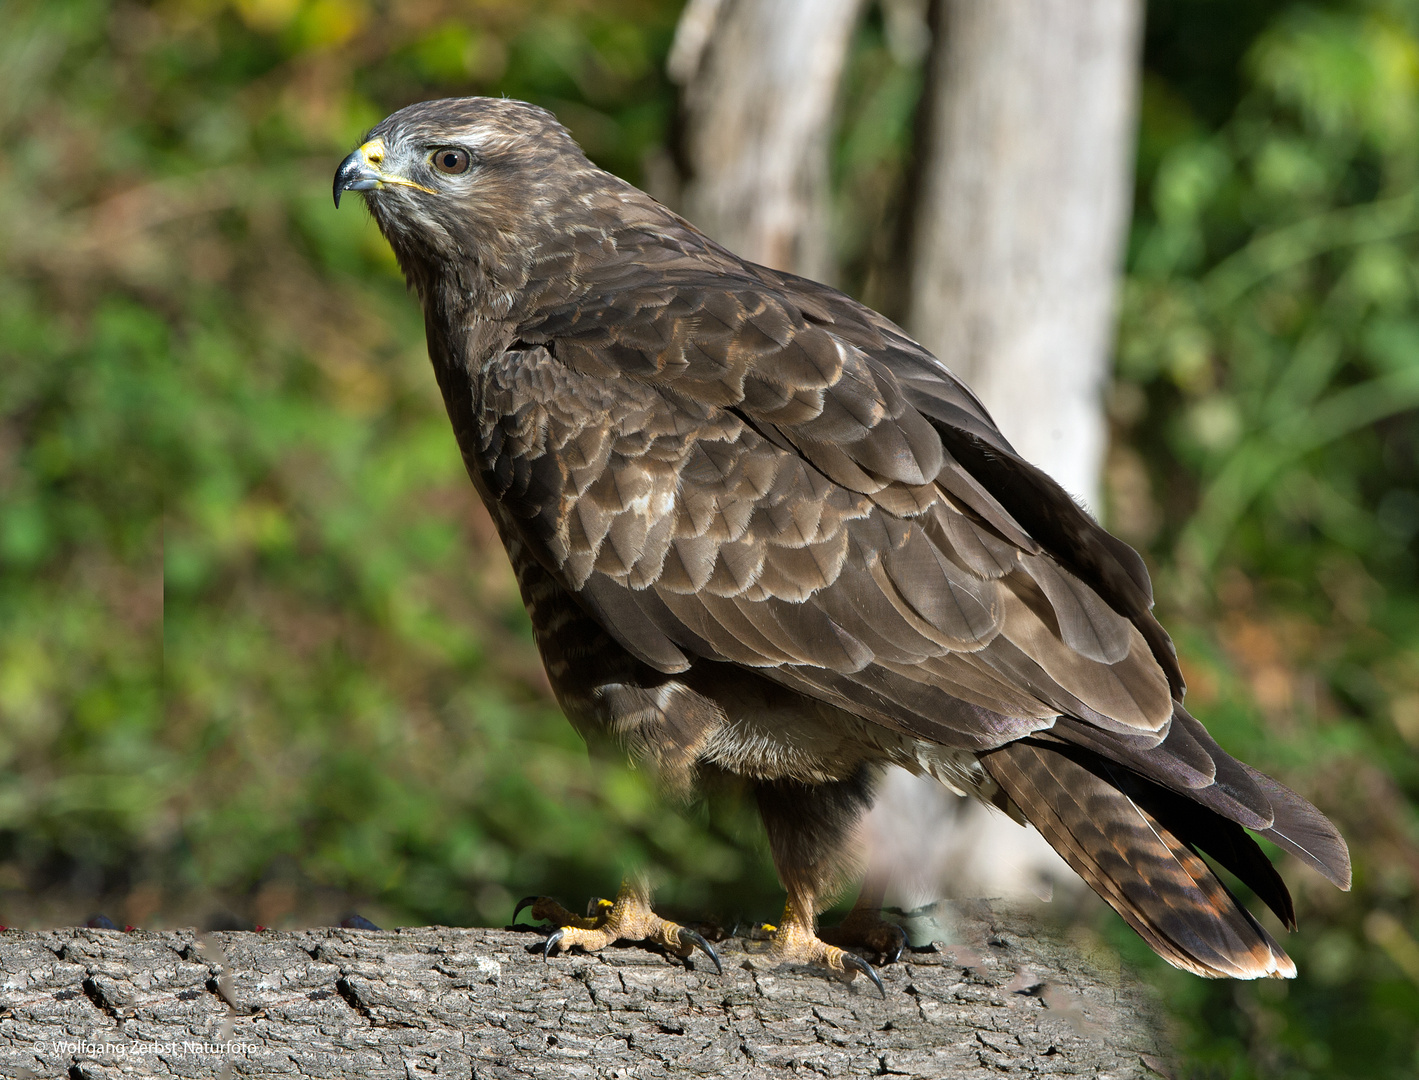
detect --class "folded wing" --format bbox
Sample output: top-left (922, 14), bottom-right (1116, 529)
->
top-left (468, 243), bottom-right (1348, 979)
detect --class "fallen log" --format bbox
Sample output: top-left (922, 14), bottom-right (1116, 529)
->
top-left (0, 901), bottom-right (1170, 1078)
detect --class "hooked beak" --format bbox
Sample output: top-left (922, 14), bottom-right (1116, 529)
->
top-left (333, 139), bottom-right (385, 208)
top-left (333, 137), bottom-right (438, 208)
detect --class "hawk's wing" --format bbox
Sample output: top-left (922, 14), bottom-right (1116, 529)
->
top-left (465, 239), bottom-right (1349, 981)
top-left (477, 262), bottom-right (1175, 749)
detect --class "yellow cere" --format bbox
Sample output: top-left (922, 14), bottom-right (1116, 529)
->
top-left (359, 138), bottom-right (385, 166)
top-left (360, 138), bottom-right (438, 196)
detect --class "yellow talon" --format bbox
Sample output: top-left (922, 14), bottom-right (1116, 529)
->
top-left (531, 879), bottom-right (723, 974)
top-left (765, 899), bottom-right (886, 995)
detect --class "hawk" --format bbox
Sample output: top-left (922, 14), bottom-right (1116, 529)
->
top-left (334, 97), bottom-right (1350, 989)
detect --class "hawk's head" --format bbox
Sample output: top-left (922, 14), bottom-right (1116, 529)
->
top-left (334, 97), bottom-right (602, 310)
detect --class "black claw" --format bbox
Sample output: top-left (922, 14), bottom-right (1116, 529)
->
top-left (543, 927), bottom-right (566, 960)
top-left (513, 896), bottom-right (541, 924)
top-left (679, 928), bottom-right (723, 974)
top-left (884, 924), bottom-right (907, 965)
top-left (588, 896), bottom-right (613, 918)
top-left (842, 953), bottom-right (886, 998)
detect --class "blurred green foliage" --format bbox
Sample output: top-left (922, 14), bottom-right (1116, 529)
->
top-left (0, 0), bottom-right (766, 935)
top-left (0, 0), bottom-right (1416, 1075)
top-left (1113, 2), bottom-right (1419, 1074)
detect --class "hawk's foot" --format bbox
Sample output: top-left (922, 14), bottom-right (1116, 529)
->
top-left (767, 899), bottom-right (886, 996)
top-left (514, 881), bottom-right (722, 973)
top-left (820, 905), bottom-right (907, 966)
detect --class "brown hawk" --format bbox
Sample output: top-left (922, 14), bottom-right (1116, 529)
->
top-left (334, 97), bottom-right (1349, 989)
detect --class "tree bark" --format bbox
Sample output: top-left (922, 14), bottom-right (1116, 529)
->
top-left (907, 0), bottom-right (1142, 511)
top-left (0, 903), bottom-right (1169, 1078)
top-left (670, 0), bottom-right (867, 279)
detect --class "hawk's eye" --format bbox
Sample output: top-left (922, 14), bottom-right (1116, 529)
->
top-left (432, 147), bottom-right (471, 175)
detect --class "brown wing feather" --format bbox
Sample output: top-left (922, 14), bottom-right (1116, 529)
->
top-left (483, 289), bottom-right (1174, 746)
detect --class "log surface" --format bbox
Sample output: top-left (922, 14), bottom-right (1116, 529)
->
top-left (0, 901), bottom-right (1170, 1078)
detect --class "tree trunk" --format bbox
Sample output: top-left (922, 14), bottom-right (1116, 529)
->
top-left (872, 0), bottom-right (1145, 908)
top-left (669, 0), bottom-right (867, 279)
top-left (0, 904), bottom-right (1170, 1078)
top-left (908, 0), bottom-right (1141, 511)
top-left (668, 0), bottom-right (1146, 944)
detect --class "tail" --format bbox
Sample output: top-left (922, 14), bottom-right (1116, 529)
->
top-left (982, 736), bottom-right (1307, 979)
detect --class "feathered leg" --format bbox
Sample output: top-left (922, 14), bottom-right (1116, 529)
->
top-left (755, 768), bottom-right (888, 994)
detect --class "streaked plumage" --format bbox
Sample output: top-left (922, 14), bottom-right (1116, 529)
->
top-left (335, 96), bottom-right (1350, 981)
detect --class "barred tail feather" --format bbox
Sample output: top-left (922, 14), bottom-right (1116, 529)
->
top-left (982, 738), bottom-right (1297, 980)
